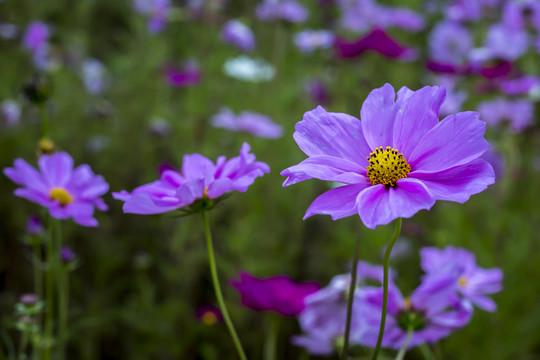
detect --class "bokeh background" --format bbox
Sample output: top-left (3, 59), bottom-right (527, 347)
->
top-left (1, 0), bottom-right (539, 359)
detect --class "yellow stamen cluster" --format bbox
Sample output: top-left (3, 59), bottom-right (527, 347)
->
top-left (203, 186), bottom-right (210, 199)
top-left (49, 187), bottom-right (73, 206)
top-left (201, 312), bottom-right (218, 325)
top-left (404, 297), bottom-right (411, 310)
top-left (366, 146), bottom-right (411, 188)
top-left (458, 276), bottom-right (467, 287)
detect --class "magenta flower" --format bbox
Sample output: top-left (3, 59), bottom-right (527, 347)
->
top-left (4, 152), bottom-right (109, 227)
top-left (221, 20), bottom-right (255, 52)
top-left (22, 21), bottom-right (49, 53)
top-left (164, 61), bottom-right (201, 87)
top-left (210, 108), bottom-right (282, 139)
top-left (334, 29), bottom-right (416, 61)
top-left (421, 246), bottom-right (503, 311)
top-left (281, 84), bottom-right (494, 229)
top-left (113, 143), bottom-right (269, 214)
top-left (231, 272), bottom-right (319, 317)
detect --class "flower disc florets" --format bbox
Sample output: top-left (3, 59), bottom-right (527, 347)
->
top-left (366, 146), bottom-right (411, 188)
top-left (49, 187), bottom-right (73, 206)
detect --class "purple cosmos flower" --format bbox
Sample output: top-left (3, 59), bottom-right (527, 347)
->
top-left (60, 246), bottom-right (76, 264)
top-left (293, 262), bottom-right (388, 355)
top-left (148, 117), bottom-right (172, 137)
top-left (112, 143), bottom-right (269, 214)
top-left (334, 29), bottom-right (416, 61)
top-left (231, 272), bottom-right (320, 317)
top-left (477, 98), bottom-right (533, 132)
top-left (281, 84), bottom-right (494, 229)
top-left (80, 59), bottom-right (109, 94)
top-left (255, 0), bottom-right (308, 23)
top-left (421, 247), bottom-right (503, 312)
top-left (20, 294), bottom-right (40, 306)
top-left (446, 0), bottom-right (500, 22)
top-left (434, 77), bottom-right (467, 117)
top-left (26, 215), bottom-right (44, 236)
top-left (429, 21), bottom-right (472, 66)
top-left (358, 270), bottom-right (473, 349)
top-left (1, 99), bottom-right (21, 128)
top-left (497, 75), bottom-right (540, 96)
top-left (196, 304), bottom-right (223, 325)
top-left (304, 79), bottom-right (329, 105)
top-left (164, 61), bottom-right (201, 87)
top-left (210, 108), bottom-right (282, 139)
top-left (133, 0), bottom-right (170, 33)
top-left (294, 30), bottom-right (335, 53)
top-left (484, 23), bottom-right (529, 61)
top-left (221, 20), bottom-right (255, 52)
top-left (22, 21), bottom-right (49, 53)
top-left (4, 152), bottom-right (109, 227)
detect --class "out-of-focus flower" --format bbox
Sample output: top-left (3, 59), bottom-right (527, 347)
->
top-left (484, 23), bottom-right (529, 61)
top-left (334, 29), bottom-right (416, 61)
top-left (148, 117), bottom-right (172, 136)
top-left (293, 262), bottom-right (388, 355)
top-left (80, 59), bottom-right (109, 94)
top-left (60, 246), bottom-right (76, 264)
top-left (294, 30), bottom-right (334, 53)
top-left (223, 55), bottom-right (275, 82)
top-left (434, 77), bottom-right (467, 117)
top-left (187, 0), bottom-right (228, 15)
top-left (86, 135), bottom-right (111, 155)
top-left (231, 272), bottom-right (319, 317)
top-left (1, 100), bottom-right (21, 128)
top-left (304, 79), bottom-right (329, 105)
top-left (496, 75), bottom-right (540, 96)
top-left (446, 0), bottom-right (500, 22)
top-left (256, 0), bottom-right (308, 23)
top-left (0, 22), bottom-right (17, 39)
top-left (281, 84), bottom-right (494, 229)
top-left (502, 0), bottom-right (540, 32)
top-left (26, 215), bottom-right (44, 236)
top-left (3, 152), bottom-right (109, 227)
top-left (165, 61), bottom-right (201, 87)
top-left (221, 20), bottom-right (255, 52)
top-left (196, 304), bottom-right (223, 325)
top-left (425, 61), bottom-right (473, 76)
top-left (429, 21), bottom-right (472, 66)
top-left (358, 270), bottom-right (472, 349)
top-left (481, 147), bottom-right (505, 181)
top-left (477, 98), bottom-right (533, 132)
top-left (210, 108), bottom-right (282, 139)
top-left (133, 0), bottom-right (170, 33)
top-left (20, 294), bottom-right (39, 306)
top-left (113, 143), bottom-right (269, 215)
top-left (22, 21), bottom-right (51, 70)
top-left (421, 247), bottom-right (503, 311)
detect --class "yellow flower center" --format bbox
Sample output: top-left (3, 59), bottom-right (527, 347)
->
top-left (49, 187), bottom-right (73, 206)
top-left (366, 146), bottom-right (411, 187)
top-left (203, 186), bottom-right (209, 199)
top-left (458, 276), bottom-right (467, 287)
top-left (404, 297), bottom-right (411, 310)
top-left (201, 312), bottom-right (218, 325)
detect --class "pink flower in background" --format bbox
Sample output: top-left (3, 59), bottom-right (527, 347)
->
top-left (164, 61), bottom-right (201, 87)
top-left (334, 29), bottom-right (416, 61)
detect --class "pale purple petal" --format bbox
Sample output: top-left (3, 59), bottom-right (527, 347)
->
top-left (176, 178), bottom-right (205, 206)
top-left (360, 83), bottom-right (398, 149)
top-left (39, 153), bottom-right (74, 187)
top-left (303, 182), bottom-right (370, 221)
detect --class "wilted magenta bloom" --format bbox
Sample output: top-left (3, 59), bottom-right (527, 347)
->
top-left (477, 98), bottom-right (533, 132)
top-left (133, 0), bottom-right (170, 33)
top-left (210, 108), bottom-right (282, 139)
top-left (26, 215), bottom-right (44, 236)
top-left (281, 84), bottom-right (494, 229)
top-left (294, 262), bottom-right (388, 355)
top-left (231, 272), bottom-right (319, 317)
top-left (425, 61), bottom-right (473, 76)
top-left (221, 20), bottom-right (255, 52)
top-left (1, 99), bottom-right (21, 128)
top-left (196, 304), bottom-right (223, 325)
top-left (479, 60), bottom-right (513, 79)
top-left (338, 0), bottom-right (424, 33)
top-left (497, 75), bottom-right (540, 95)
top-left (81, 59), bottom-right (109, 94)
top-left (358, 271), bottom-right (472, 349)
top-left (255, 0), bottom-right (308, 23)
top-left (4, 152), bottom-right (109, 227)
top-left (421, 247), bottom-right (503, 312)
top-left (60, 246), bottom-right (76, 264)
top-left (304, 79), bottom-right (329, 105)
top-left (429, 21), bottom-right (472, 66)
top-left (294, 30), bottom-right (334, 53)
top-left (164, 61), bottom-right (201, 87)
top-left (435, 77), bottom-right (467, 117)
top-left (334, 29), bottom-right (416, 61)
top-left (113, 143), bottom-right (269, 214)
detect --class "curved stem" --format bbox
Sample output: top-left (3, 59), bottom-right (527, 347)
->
top-left (264, 315), bottom-right (279, 360)
top-left (395, 326), bottom-right (413, 360)
top-left (201, 211), bottom-right (247, 360)
top-left (370, 218), bottom-right (402, 360)
top-left (419, 344), bottom-right (436, 360)
top-left (341, 235), bottom-right (361, 360)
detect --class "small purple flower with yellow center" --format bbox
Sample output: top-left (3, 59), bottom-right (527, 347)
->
top-left (4, 152), bottom-right (109, 227)
top-left (281, 83), bottom-right (494, 229)
top-left (231, 272), bottom-right (320, 317)
top-left (420, 246), bottom-right (503, 312)
top-left (113, 143), bottom-right (269, 215)
top-left (196, 304), bottom-right (223, 325)
top-left (221, 20), bottom-right (256, 52)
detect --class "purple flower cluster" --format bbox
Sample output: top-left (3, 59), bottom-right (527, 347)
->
top-left (133, 0), bottom-right (170, 33)
top-left (293, 30), bottom-right (335, 53)
top-left (22, 21), bottom-right (51, 69)
top-left (478, 98), bottom-right (533, 132)
top-left (221, 20), bottom-right (256, 52)
top-left (210, 108), bottom-right (282, 139)
top-left (255, 0), bottom-right (308, 23)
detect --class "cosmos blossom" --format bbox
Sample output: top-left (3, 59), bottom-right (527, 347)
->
top-left (4, 152), bottom-right (109, 227)
top-left (281, 84), bottom-right (495, 229)
top-left (210, 108), bottom-right (282, 139)
top-left (113, 143), bottom-right (269, 214)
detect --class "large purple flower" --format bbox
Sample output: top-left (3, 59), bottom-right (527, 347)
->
top-left (421, 246), bottom-right (503, 311)
top-left (210, 108), bottom-right (282, 139)
top-left (231, 272), bottom-right (319, 317)
top-left (4, 152), bottom-right (109, 227)
top-left (113, 143), bottom-right (269, 214)
top-left (358, 270), bottom-right (472, 349)
top-left (281, 84), bottom-right (494, 229)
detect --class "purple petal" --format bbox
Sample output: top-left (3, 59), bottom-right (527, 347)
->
top-left (303, 182), bottom-right (370, 221)
top-left (176, 178), bottom-right (205, 206)
top-left (38, 152), bottom-right (74, 187)
top-left (123, 193), bottom-right (180, 214)
top-left (360, 83), bottom-right (397, 149)
top-left (181, 154), bottom-right (216, 182)
top-left (4, 159), bottom-right (48, 193)
top-left (206, 178), bottom-right (233, 198)
top-left (14, 188), bottom-right (55, 207)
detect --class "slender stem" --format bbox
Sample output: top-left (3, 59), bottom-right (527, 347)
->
top-left (341, 235), bottom-right (361, 360)
top-left (31, 241), bottom-right (43, 359)
top-left (39, 103), bottom-right (49, 139)
top-left (55, 221), bottom-right (66, 360)
top-left (43, 217), bottom-right (55, 360)
top-left (265, 315), bottom-right (279, 360)
top-left (370, 218), bottom-right (402, 360)
top-left (201, 211), bottom-right (247, 360)
top-left (395, 327), bottom-right (413, 360)
top-left (419, 344), bottom-right (436, 360)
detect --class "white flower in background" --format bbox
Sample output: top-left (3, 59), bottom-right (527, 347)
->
top-left (223, 55), bottom-right (275, 82)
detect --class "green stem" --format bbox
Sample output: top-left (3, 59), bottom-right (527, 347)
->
top-left (341, 235), bottom-right (361, 360)
top-left (265, 315), bottom-right (279, 360)
top-left (370, 218), bottom-right (402, 360)
top-left (55, 221), bottom-right (66, 360)
top-left (201, 211), bottom-right (247, 360)
top-left (43, 217), bottom-right (55, 360)
top-left (419, 344), bottom-right (436, 360)
top-left (394, 326), bottom-right (413, 360)
top-left (39, 103), bottom-right (49, 139)
top-left (31, 240), bottom-right (43, 359)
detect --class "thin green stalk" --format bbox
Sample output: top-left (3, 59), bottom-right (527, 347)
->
top-left (419, 344), bottom-right (436, 360)
top-left (43, 217), bottom-right (55, 360)
top-left (370, 218), bottom-right (402, 360)
top-left (55, 220), bottom-right (66, 360)
top-left (32, 244), bottom-right (43, 300)
top-left (395, 326), bottom-right (413, 360)
top-left (341, 235), bottom-right (361, 360)
top-left (201, 211), bottom-right (247, 360)
top-left (265, 315), bottom-right (279, 360)
top-left (39, 103), bottom-right (49, 139)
